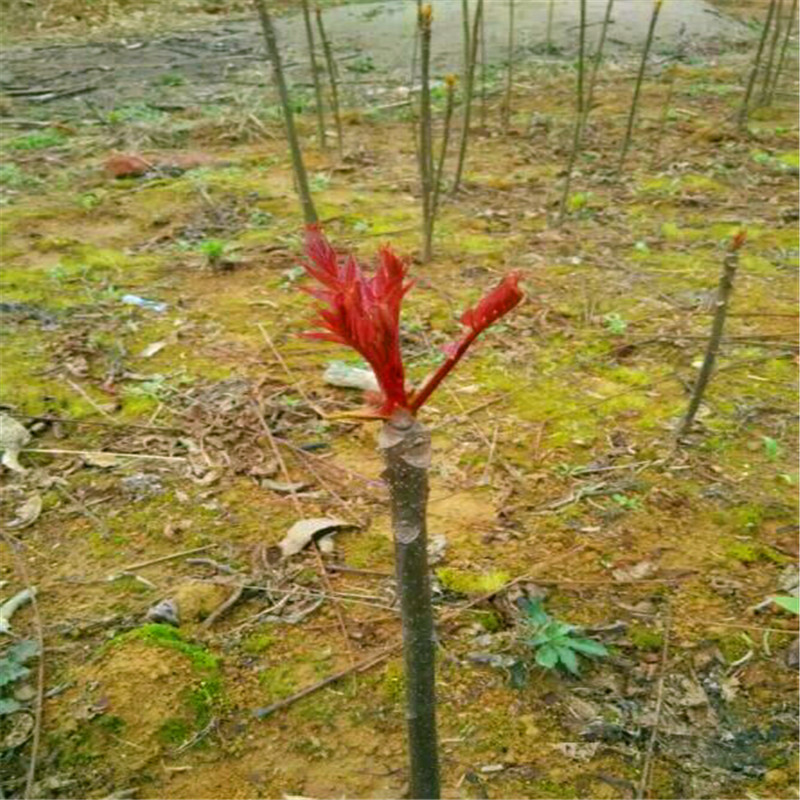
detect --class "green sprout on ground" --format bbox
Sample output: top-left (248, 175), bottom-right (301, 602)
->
top-left (520, 599), bottom-right (608, 675)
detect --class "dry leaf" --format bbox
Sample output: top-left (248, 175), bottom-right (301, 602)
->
top-left (138, 341), bottom-right (167, 358)
top-left (83, 452), bottom-right (123, 468)
top-left (5, 494), bottom-right (43, 530)
top-left (278, 518), bottom-right (352, 558)
top-left (261, 479), bottom-right (308, 494)
top-left (612, 560), bottom-right (657, 583)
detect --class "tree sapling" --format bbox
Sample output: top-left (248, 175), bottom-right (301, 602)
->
top-left (300, 226), bottom-right (524, 799)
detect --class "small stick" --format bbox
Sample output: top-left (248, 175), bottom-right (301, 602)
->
top-left (117, 544), bottom-right (217, 573)
top-left (677, 231), bottom-right (745, 439)
top-left (300, 0), bottom-right (326, 150)
top-left (11, 413), bottom-right (181, 433)
top-left (616, 0), bottom-right (664, 177)
top-left (54, 483), bottom-right (111, 539)
top-left (63, 378), bottom-right (114, 419)
top-left (1, 534), bottom-right (45, 800)
top-left (256, 322), bottom-right (325, 417)
top-left (426, 74), bottom-right (455, 259)
top-left (637, 606), bottom-right (671, 799)
top-left (23, 448), bottom-right (186, 462)
top-left (201, 583), bottom-right (245, 629)
top-left (738, 0), bottom-right (778, 130)
top-left (651, 64), bottom-right (678, 166)
top-left (315, 5), bottom-right (344, 157)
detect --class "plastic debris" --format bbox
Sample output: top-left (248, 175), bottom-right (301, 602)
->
top-left (121, 295), bottom-right (167, 313)
top-left (0, 414), bottom-right (31, 474)
top-left (0, 588), bottom-right (37, 635)
top-left (323, 361), bottom-right (380, 393)
top-left (145, 598), bottom-right (180, 627)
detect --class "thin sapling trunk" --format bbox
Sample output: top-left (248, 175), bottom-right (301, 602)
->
top-left (769, 0), bottom-right (798, 102)
top-left (380, 412), bottom-right (439, 800)
top-left (546, 0), bottom-right (555, 53)
top-left (760, 0), bottom-right (784, 104)
top-left (616, 0), bottom-right (663, 178)
top-left (254, 0), bottom-right (317, 224)
top-left (651, 64), bottom-right (678, 165)
top-left (556, 0), bottom-right (587, 225)
top-left (677, 232), bottom-right (746, 439)
top-left (428, 75), bottom-right (457, 252)
top-left (502, 0), bottom-right (515, 133)
top-left (315, 6), bottom-right (344, 158)
top-left (301, 0), bottom-right (326, 150)
top-left (581, 0), bottom-right (614, 135)
top-left (479, 3), bottom-right (487, 130)
top-left (418, 4), bottom-right (434, 264)
top-left (738, 0), bottom-right (778, 130)
top-left (461, 0), bottom-right (471, 92)
top-left (453, 0), bottom-right (484, 194)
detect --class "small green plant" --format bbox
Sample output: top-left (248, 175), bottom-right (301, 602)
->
top-left (346, 54), bottom-right (376, 73)
top-left (309, 172), bottom-right (331, 192)
top-left (611, 492), bottom-right (641, 511)
top-left (0, 639), bottom-right (39, 715)
top-left (762, 436), bottom-right (780, 460)
top-left (604, 313), bottom-right (628, 335)
top-left (771, 596), bottom-right (800, 614)
top-left (198, 238), bottom-right (228, 266)
top-left (158, 71), bottom-right (185, 86)
top-left (7, 130), bottom-right (66, 150)
top-left (520, 599), bottom-right (608, 675)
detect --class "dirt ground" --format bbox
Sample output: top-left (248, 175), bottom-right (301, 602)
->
top-left (0, 0), bottom-right (798, 798)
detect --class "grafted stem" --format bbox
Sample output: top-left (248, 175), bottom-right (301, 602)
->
top-left (380, 412), bottom-right (439, 800)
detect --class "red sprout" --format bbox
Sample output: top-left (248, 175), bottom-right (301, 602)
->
top-left (301, 227), bottom-right (524, 418)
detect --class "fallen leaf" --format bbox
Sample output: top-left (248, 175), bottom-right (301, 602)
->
top-left (552, 742), bottom-right (600, 761)
top-left (278, 518), bottom-right (352, 558)
top-left (83, 452), bottom-right (123, 469)
top-left (261, 479), bottom-right (308, 494)
top-left (104, 153), bottom-right (151, 178)
top-left (612, 560), bottom-right (657, 583)
top-left (138, 341), bottom-right (167, 358)
top-left (5, 494), bottom-right (43, 530)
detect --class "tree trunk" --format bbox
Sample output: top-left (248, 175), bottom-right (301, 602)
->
top-left (379, 411), bottom-right (439, 800)
top-left (315, 7), bottom-right (344, 158)
top-left (419, 6), bottom-right (434, 264)
top-left (300, 0), bottom-right (326, 150)
top-left (254, 0), bottom-right (317, 224)
top-left (738, 0), bottom-right (778, 130)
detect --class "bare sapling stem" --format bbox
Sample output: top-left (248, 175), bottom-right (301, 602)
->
top-left (651, 64), bottom-right (678, 166)
top-left (419, 5), bottom-right (434, 264)
top-left (461, 0), bottom-right (471, 87)
top-left (254, 0), bottom-right (317, 224)
top-left (502, 0), bottom-right (515, 133)
top-left (315, 6), bottom-right (344, 158)
top-left (301, 0), bottom-right (326, 150)
top-left (428, 75), bottom-right (456, 252)
top-left (546, 0), bottom-right (555, 52)
top-left (479, 3), bottom-right (487, 129)
top-left (452, 0), bottom-right (484, 193)
top-left (760, 0), bottom-right (784, 103)
top-left (770, 0), bottom-right (798, 102)
top-left (677, 232), bottom-right (746, 439)
top-left (616, 0), bottom-right (664, 178)
top-left (581, 0), bottom-right (614, 135)
top-left (556, 0), bottom-right (587, 225)
top-left (738, 0), bottom-right (778, 131)
top-left (380, 412), bottom-right (440, 800)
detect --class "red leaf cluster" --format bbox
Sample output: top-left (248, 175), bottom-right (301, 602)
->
top-left (302, 227), bottom-right (524, 418)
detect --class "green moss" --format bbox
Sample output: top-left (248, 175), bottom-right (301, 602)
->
top-left (242, 632), bottom-right (277, 655)
top-left (715, 634), bottom-right (751, 664)
top-left (724, 540), bottom-right (789, 565)
top-left (436, 567), bottom-right (511, 595)
top-left (343, 530), bottom-right (392, 568)
top-left (629, 625), bottom-right (664, 652)
top-left (157, 718), bottom-right (192, 746)
top-left (473, 610), bottom-right (504, 633)
top-left (112, 623), bottom-right (219, 672)
top-left (258, 664), bottom-right (297, 701)
top-left (186, 676), bottom-right (225, 727)
top-left (380, 660), bottom-right (405, 706)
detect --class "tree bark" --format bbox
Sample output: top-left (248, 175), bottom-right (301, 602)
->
top-left (254, 0), bottom-right (317, 225)
top-left (379, 411), bottom-right (439, 800)
top-left (678, 244), bottom-right (740, 439)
